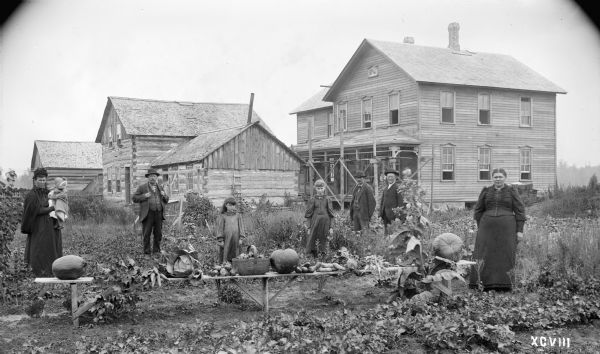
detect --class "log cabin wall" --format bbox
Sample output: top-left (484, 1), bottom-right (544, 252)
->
top-left (101, 105), bottom-right (132, 201)
top-left (131, 135), bottom-right (191, 190)
top-left (206, 169), bottom-right (298, 206)
top-left (43, 168), bottom-right (101, 192)
top-left (417, 83), bottom-right (557, 203)
top-left (156, 124), bottom-right (301, 205)
top-left (99, 105), bottom-right (192, 202)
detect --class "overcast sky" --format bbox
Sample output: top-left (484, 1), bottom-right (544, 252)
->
top-left (1, 0), bottom-right (599, 174)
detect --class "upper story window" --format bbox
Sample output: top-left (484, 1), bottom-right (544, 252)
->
top-left (440, 91), bottom-right (455, 124)
top-left (520, 147), bottom-right (532, 180)
top-left (478, 146), bottom-right (491, 180)
top-left (362, 98), bottom-right (372, 129)
top-left (441, 145), bottom-right (455, 180)
top-left (478, 93), bottom-right (491, 125)
top-left (520, 97), bottom-right (532, 127)
top-left (116, 123), bottom-right (122, 145)
top-left (367, 65), bottom-right (378, 78)
top-left (389, 93), bottom-right (399, 125)
top-left (337, 102), bottom-right (348, 132)
top-left (327, 112), bottom-right (334, 137)
top-left (107, 128), bottom-right (113, 147)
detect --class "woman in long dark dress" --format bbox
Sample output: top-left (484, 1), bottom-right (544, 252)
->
top-left (470, 168), bottom-right (525, 291)
top-left (21, 168), bottom-right (63, 277)
top-left (305, 179), bottom-right (334, 258)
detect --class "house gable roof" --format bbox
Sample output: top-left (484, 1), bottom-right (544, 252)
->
top-left (152, 122), bottom-right (303, 167)
top-left (95, 96), bottom-right (269, 142)
top-left (289, 87), bottom-right (333, 115)
top-left (32, 140), bottom-right (102, 170)
top-left (323, 39), bottom-right (566, 101)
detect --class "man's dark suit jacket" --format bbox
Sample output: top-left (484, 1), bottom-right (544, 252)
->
top-left (349, 183), bottom-right (376, 221)
top-left (379, 182), bottom-right (403, 224)
top-left (132, 182), bottom-right (169, 221)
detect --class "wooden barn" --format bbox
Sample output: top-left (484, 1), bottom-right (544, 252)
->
top-left (30, 140), bottom-right (103, 192)
top-left (152, 121), bottom-right (302, 205)
top-left (291, 23), bottom-right (566, 207)
top-left (95, 96), bottom-right (299, 204)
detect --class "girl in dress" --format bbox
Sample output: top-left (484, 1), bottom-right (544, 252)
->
top-left (215, 197), bottom-right (246, 263)
top-left (304, 179), bottom-right (334, 258)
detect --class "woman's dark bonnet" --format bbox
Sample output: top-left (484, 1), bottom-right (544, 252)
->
top-left (33, 167), bottom-right (48, 180)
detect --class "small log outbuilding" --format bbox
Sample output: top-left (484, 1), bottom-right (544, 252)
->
top-left (30, 140), bottom-right (103, 192)
top-left (153, 121), bottom-right (303, 206)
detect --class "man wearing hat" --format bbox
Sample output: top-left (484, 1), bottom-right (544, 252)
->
top-left (133, 168), bottom-right (169, 255)
top-left (379, 169), bottom-right (404, 235)
top-left (349, 171), bottom-right (376, 235)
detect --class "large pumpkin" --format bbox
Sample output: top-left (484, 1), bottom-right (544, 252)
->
top-left (432, 233), bottom-right (463, 261)
top-left (269, 249), bottom-right (299, 274)
top-left (52, 255), bottom-right (86, 280)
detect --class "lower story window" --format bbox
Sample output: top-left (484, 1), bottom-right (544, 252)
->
top-left (478, 147), bottom-right (491, 180)
top-left (520, 148), bottom-right (532, 180)
top-left (441, 146), bottom-right (455, 180)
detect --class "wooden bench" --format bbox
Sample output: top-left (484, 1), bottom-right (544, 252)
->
top-left (34, 277), bottom-right (94, 327)
top-left (166, 271), bottom-right (345, 312)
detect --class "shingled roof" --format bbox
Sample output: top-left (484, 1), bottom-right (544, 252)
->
top-left (95, 96), bottom-right (269, 142)
top-left (323, 39), bottom-right (566, 101)
top-left (152, 122), bottom-right (302, 166)
top-left (32, 141), bottom-right (102, 169)
top-left (289, 87), bottom-right (333, 114)
top-left (293, 126), bottom-right (420, 152)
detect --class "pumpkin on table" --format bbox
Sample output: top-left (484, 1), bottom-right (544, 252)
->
top-left (270, 249), bottom-right (299, 274)
top-left (52, 255), bottom-right (86, 280)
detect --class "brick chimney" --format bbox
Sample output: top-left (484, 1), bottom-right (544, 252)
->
top-left (403, 36), bottom-right (414, 44)
top-left (448, 22), bottom-right (460, 51)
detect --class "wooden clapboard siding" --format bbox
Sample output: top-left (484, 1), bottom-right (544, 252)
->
top-left (418, 83), bottom-right (557, 202)
top-left (330, 44), bottom-right (419, 133)
top-left (296, 108), bottom-right (332, 143)
top-left (44, 168), bottom-right (102, 192)
top-left (204, 125), bottom-right (300, 171)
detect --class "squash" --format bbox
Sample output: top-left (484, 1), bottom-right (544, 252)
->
top-left (269, 248), bottom-right (299, 274)
top-left (52, 255), bottom-right (86, 280)
top-left (432, 233), bottom-right (464, 261)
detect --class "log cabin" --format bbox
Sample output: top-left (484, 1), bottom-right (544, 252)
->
top-left (95, 96), bottom-right (301, 205)
top-left (291, 23), bottom-right (566, 207)
top-left (30, 140), bottom-right (103, 192)
top-left (152, 121), bottom-right (302, 206)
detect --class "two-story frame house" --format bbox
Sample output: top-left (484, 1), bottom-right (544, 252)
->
top-left (291, 23), bottom-right (565, 207)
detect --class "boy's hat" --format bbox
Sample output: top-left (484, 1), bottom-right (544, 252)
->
top-left (384, 169), bottom-right (399, 176)
top-left (354, 171), bottom-right (367, 178)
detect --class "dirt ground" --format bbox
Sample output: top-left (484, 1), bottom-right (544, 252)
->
top-left (1, 273), bottom-right (599, 353)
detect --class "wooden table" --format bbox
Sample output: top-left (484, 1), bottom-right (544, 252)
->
top-left (167, 271), bottom-right (345, 312)
top-left (34, 277), bottom-right (94, 327)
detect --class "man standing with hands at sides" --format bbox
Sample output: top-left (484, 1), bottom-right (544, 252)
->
top-left (349, 171), bottom-right (376, 236)
top-left (133, 168), bottom-right (169, 255)
top-left (379, 169), bottom-right (403, 235)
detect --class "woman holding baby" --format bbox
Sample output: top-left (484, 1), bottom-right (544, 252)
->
top-left (21, 168), bottom-right (63, 277)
